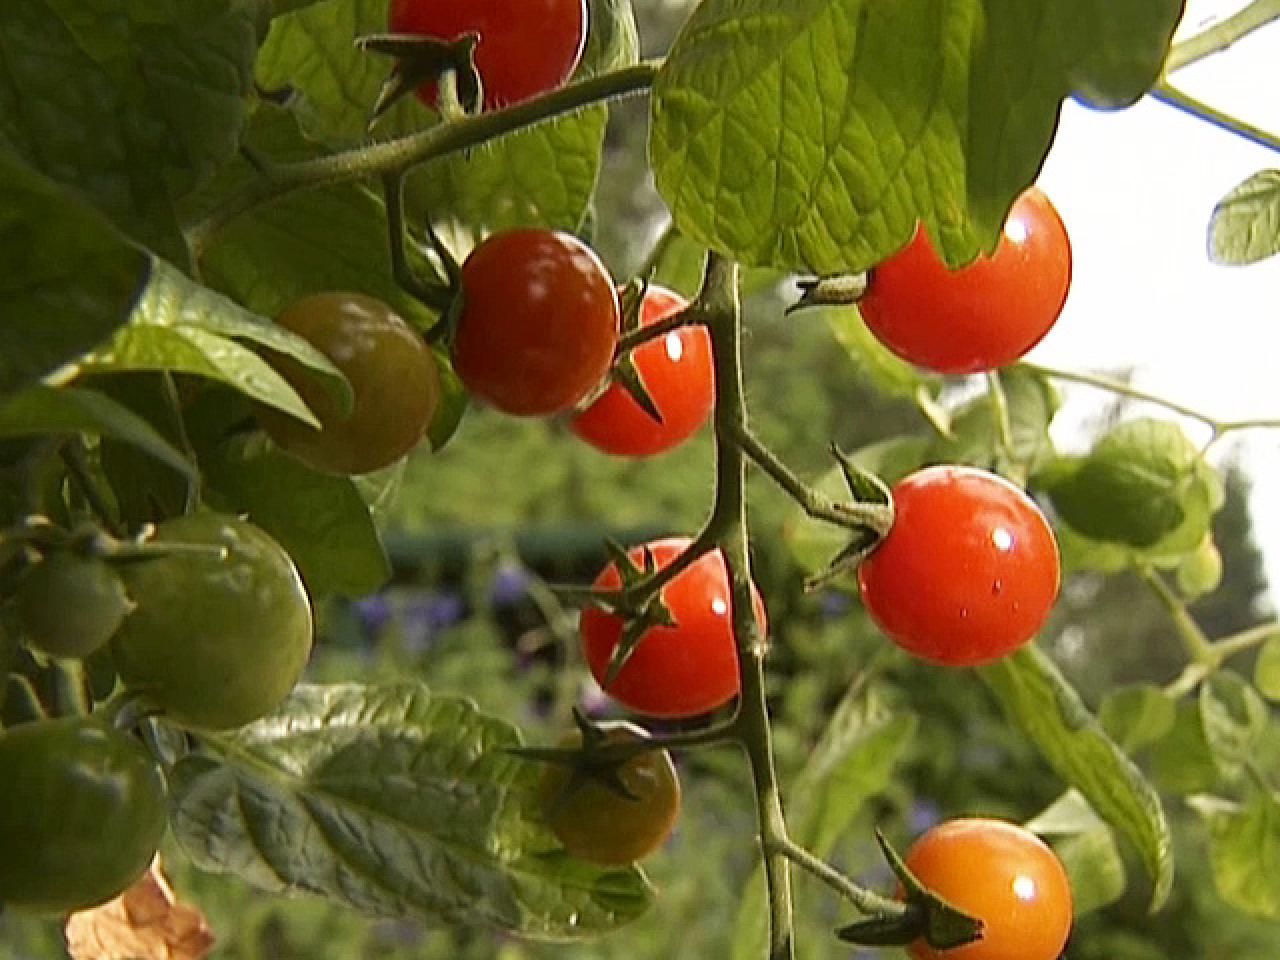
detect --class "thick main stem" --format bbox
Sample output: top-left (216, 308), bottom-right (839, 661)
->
top-left (700, 254), bottom-right (795, 960)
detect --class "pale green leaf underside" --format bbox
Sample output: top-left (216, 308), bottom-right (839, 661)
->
top-left (1210, 169), bottom-right (1280, 265)
top-left (651, 0), bottom-right (1182, 273)
top-left (170, 683), bottom-right (651, 937)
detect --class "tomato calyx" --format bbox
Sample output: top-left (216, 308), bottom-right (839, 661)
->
top-left (788, 273), bottom-right (869, 313)
top-left (592, 279), bottom-right (666, 425)
top-left (837, 831), bottom-right (983, 951)
top-left (361, 32), bottom-right (483, 122)
top-left (514, 713), bottom-right (657, 803)
top-left (801, 446), bottom-right (895, 591)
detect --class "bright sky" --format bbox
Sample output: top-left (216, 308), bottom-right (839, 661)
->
top-left (1024, 0), bottom-right (1280, 605)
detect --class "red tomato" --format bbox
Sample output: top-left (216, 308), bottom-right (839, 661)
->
top-left (857, 465), bottom-right (1059, 666)
top-left (903, 818), bottom-right (1073, 960)
top-left (387, 0), bottom-right (588, 111)
top-left (859, 188), bottom-right (1071, 374)
top-left (454, 229), bottom-right (619, 417)
top-left (580, 538), bottom-right (766, 718)
top-left (570, 285), bottom-right (714, 457)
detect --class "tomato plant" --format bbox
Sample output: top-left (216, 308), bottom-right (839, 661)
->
top-left (537, 722), bottom-right (681, 867)
top-left (110, 513), bottom-right (314, 731)
top-left (580, 538), bottom-right (766, 718)
top-left (387, 0), bottom-right (587, 111)
top-left (570, 285), bottom-right (714, 457)
top-left (453, 229), bottom-right (620, 417)
top-left (14, 552), bottom-right (134, 659)
top-left (255, 292), bottom-right (439, 475)
top-left (857, 465), bottom-right (1060, 666)
top-left (0, 716), bottom-right (166, 913)
top-left (859, 188), bottom-right (1072, 374)
top-left (901, 818), bottom-right (1073, 960)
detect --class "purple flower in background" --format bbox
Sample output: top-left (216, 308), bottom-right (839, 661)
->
top-left (401, 592), bottom-right (467, 652)
top-left (353, 595), bottom-right (393, 636)
top-left (491, 563), bottom-right (532, 606)
top-left (818, 590), bottom-right (854, 619)
top-left (909, 798), bottom-right (942, 834)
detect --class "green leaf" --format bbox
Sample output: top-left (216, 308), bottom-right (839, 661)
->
top-left (650, 0), bottom-right (1181, 273)
top-left (1150, 700), bottom-right (1219, 795)
top-left (979, 646), bottom-right (1172, 908)
top-left (204, 434), bottom-right (391, 597)
top-left (1189, 791), bottom-right (1280, 919)
top-left (0, 0), bottom-right (261, 262)
top-left (582, 0), bottom-right (640, 77)
top-left (170, 683), bottom-right (651, 936)
top-left (0, 157), bottom-right (149, 398)
top-left (0, 386), bottom-right (194, 480)
top-left (1209, 170), bottom-right (1280, 266)
top-left (931, 366), bottom-right (1060, 470)
top-left (1254, 635), bottom-right (1280, 701)
top-left (731, 683), bottom-right (916, 960)
top-left (75, 260), bottom-right (355, 426)
top-left (1199, 672), bottom-right (1269, 782)
top-left (1044, 418), bottom-right (1220, 551)
top-left (1098, 684), bottom-right (1176, 753)
top-left (1175, 535), bottom-right (1223, 599)
top-left (1025, 790), bottom-right (1126, 915)
top-left (824, 308), bottom-right (936, 399)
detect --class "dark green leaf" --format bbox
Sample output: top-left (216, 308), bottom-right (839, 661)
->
top-left (0, 386), bottom-right (194, 480)
top-left (979, 646), bottom-right (1172, 908)
top-left (204, 434), bottom-right (390, 597)
top-left (0, 0), bottom-right (261, 261)
top-left (0, 157), bottom-right (149, 398)
top-left (1209, 170), bottom-right (1280, 265)
top-left (170, 683), bottom-right (651, 935)
top-left (651, 0), bottom-right (1182, 272)
top-left (1098, 684), bottom-right (1176, 753)
top-left (1045, 418), bottom-right (1220, 550)
top-left (1199, 672), bottom-right (1269, 782)
top-left (1189, 791), bottom-right (1280, 919)
top-left (1151, 699), bottom-right (1220, 795)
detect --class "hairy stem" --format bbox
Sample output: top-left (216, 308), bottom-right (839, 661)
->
top-left (1165, 0), bottom-right (1280, 73)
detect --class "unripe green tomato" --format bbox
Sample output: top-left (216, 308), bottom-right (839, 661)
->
top-left (15, 552), bottom-right (135, 658)
top-left (537, 723), bottom-right (681, 866)
top-left (0, 716), bottom-right (167, 913)
top-left (111, 513), bottom-right (313, 731)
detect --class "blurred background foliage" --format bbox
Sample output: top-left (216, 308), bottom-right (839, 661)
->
top-left (4, 1), bottom-right (1280, 958)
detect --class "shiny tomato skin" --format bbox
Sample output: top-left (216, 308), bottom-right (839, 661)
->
top-left (538, 722), bottom-right (681, 866)
top-left (454, 229), bottom-right (619, 417)
top-left (580, 538), bottom-right (766, 718)
top-left (859, 188), bottom-right (1071, 374)
top-left (387, 0), bottom-right (588, 110)
top-left (16, 552), bottom-right (135, 659)
top-left (570, 285), bottom-right (714, 457)
top-left (857, 466), bottom-right (1059, 666)
top-left (903, 818), bottom-right (1073, 960)
top-left (0, 717), bottom-right (167, 913)
top-left (256, 292), bottom-right (439, 475)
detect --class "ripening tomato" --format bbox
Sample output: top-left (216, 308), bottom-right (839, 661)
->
top-left (387, 0), bottom-right (588, 110)
top-left (857, 465), bottom-right (1059, 666)
top-left (570, 285), bottom-right (714, 457)
top-left (538, 722), bottom-right (681, 866)
top-left (859, 188), bottom-right (1071, 374)
top-left (0, 717), bottom-right (167, 913)
top-left (580, 538), bottom-right (766, 718)
top-left (255, 292), bottom-right (439, 475)
top-left (903, 818), bottom-right (1073, 960)
top-left (454, 229), bottom-right (619, 417)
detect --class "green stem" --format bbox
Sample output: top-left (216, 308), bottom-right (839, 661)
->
top-left (1142, 566), bottom-right (1217, 668)
top-left (700, 253), bottom-right (795, 960)
top-left (985, 370), bottom-right (1021, 483)
top-left (59, 441), bottom-right (122, 538)
top-left (634, 220), bottom-right (683, 281)
top-left (1150, 80), bottom-right (1280, 156)
top-left (616, 305), bottom-right (698, 356)
top-left (1164, 0), bottom-right (1280, 73)
top-left (186, 61), bottom-right (661, 257)
top-left (771, 837), bottom-right (906, 918)
top-left (733, 425), bottom-right (892, 536)
top-left (382, 172), bottom-right (454, 311)
top-left (1212, 621), bottom-right (1280, 663)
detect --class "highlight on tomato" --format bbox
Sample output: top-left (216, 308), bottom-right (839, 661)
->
top-left (453, 228), bottom-right (620, 418)
top-left (537, 722), bottom-right (681, 867)
top-left (859, 187), bottom-right (1071, 374)
top-left (857, 465), bottom-right (1060, 666)
top-left (570, 285), bottom-right (715, 457)
top-left (580, 538), bottom-right (766, 718)
top-left (387, 0), bottom-right (588, 111)
top-left (255, 291), bottom-right (440, 476)
top-left (902, 818), bottom-right (1073, 960)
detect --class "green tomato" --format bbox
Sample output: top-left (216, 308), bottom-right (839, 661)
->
top-left (15, 552), bottom-right (135, 658)
top-left (111, 513), bottom-right (313, 731)
top-left (0, 716), bottom-right (167, 913)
